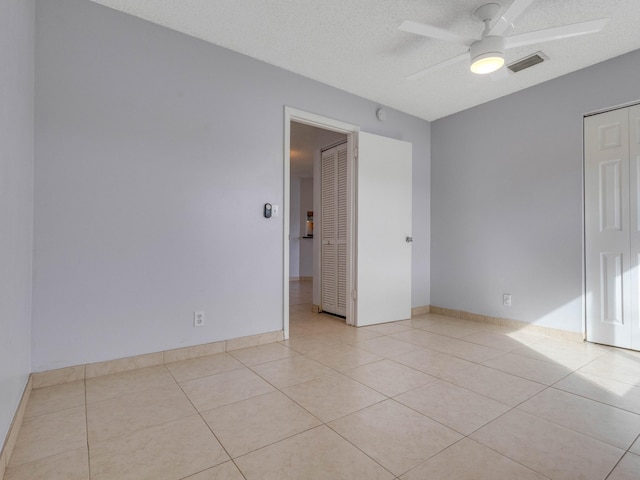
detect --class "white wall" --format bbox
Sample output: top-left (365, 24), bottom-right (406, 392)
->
top-left (32, 0), bottom-right (431, 371)
top-left (0, 0), bottom-right (34, 451)
top-left (431, 49), bottom-right (640, 333)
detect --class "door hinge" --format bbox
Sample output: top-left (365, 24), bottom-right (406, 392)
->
top-left (354, 147), bottom-right (358, 159)
top-left (351, 289), bottom-right (357, 300)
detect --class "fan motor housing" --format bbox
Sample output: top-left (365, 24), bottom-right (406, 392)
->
top-left (470, 36), bottom-right (506, 74)
top-left (470, 36), bottom-right (505, 62)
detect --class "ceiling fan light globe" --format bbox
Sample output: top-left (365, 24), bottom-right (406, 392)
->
top-left (470, 54), bottom-right (505, 74)
top-left (469, 35), bottom-right (505, 74)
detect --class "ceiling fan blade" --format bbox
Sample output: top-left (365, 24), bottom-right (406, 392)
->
top-left (406, 52), bottom-right (470, 80)
top-left (489, 0), bottom-right (536, 36)
top-left (399, 20), bottom-right (477, 47)
top-left (505, 18), bottom-right (609, 49)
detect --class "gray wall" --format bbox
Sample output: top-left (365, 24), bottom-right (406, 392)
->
top-left (288, 177), bottom-right (313, 279)
top-left (0, 0), bottom-right (34, 451)
top-left (299, 178), bottom-right (313, 277)
top-left (431, 49), bottom-right (640, 333)
top-left (33, 0), bottom-right (431, 371)
top-left (289, 176), bottom-right (301, 278)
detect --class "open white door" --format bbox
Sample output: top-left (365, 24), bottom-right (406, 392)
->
top-left (355, 132), bottom-right (412, 326)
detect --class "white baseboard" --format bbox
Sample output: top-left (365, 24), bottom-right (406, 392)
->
top-left (31, 329), bottom-right (284, 389)
top-left (429, 305), bottom-right (583, 343)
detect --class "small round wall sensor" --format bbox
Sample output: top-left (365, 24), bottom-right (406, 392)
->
top-left (376, 107), bottom-right (386, 121)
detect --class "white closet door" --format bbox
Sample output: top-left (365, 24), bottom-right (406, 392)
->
top-left (321, 143), bottom-right (347, 316)
top-left (356, 132), bottom-right (412, 326)
top-left (630, 104), bottom-right (640, 350)
top-left (585, 108), bottom-right (633, 348)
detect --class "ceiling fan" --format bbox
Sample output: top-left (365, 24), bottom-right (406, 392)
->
top-left (400, 0), bottom-right (609, 79)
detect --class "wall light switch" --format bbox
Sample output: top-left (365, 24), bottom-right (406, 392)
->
top-left (272, 205), bottom-right (279, 217)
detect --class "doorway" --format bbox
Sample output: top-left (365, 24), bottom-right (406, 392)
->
top-left (283, 107), bottom-right (414, 340)
top-left (286, 111), bottom-right (353, 339)
top-left (289, 121), bottom-right (347, 316)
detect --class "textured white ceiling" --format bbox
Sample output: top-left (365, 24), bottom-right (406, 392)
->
top-left (89, 0), bottom-right (640, 121)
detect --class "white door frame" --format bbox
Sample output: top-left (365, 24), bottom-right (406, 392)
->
top-left (283, 107), bottom-right (359, 339)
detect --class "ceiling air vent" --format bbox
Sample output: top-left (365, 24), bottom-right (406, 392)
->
top-left (507, 52), bottom-right (547, 73)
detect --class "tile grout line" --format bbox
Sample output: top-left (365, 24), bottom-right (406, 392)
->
top-left (500, 361), bottom-right (640, 453)
top-left (322, 417), bottom-right (400, 478)
top-left (603, 438), bottom-right (636, 480)
top-left (470, 381), bottom-right (630, 480)
top-left (448, 371), bottom-right (557, 479)
top-left (548, 373), bottom-right (640, 417)
top-left (254, 336), bottom-right (468, 479)
top-left (177, 344), bottom-right (394, 478)
top-left (245, 342), bottom-right (399, 476)
top-left (3, 398), bottom-right (88, 475)
top-left (163, 365), bottom-right (248, 479)
top-left (284, 344), bottom-right (397, 478)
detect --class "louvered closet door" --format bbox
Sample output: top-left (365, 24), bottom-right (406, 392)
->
top-left (584, 106), bottom-right (640, 350)
top-left (321, 142), bottom-right (347, 316)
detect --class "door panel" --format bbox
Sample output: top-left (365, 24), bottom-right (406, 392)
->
top-left (356, 132), bottom-right (412, 326)
top-left (600, 252), bottom-right (623, 325)
top-left (599, 159), bottom-right (622, 232)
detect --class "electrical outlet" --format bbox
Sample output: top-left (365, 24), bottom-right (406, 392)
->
top-left (503, 294), bottom-right (512, 307)
top-left (194, 311), bottom-right (205, 327)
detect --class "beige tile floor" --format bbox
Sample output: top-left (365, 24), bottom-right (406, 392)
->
top-left (4, 279), bottom-right (640, 479)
